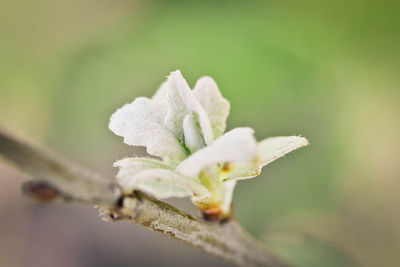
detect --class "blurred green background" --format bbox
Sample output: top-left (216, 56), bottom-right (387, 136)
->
top-left (1, 0), bottom-right (399, 266)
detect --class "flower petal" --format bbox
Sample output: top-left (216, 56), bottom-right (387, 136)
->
top-left (258, 136), bottom-right (309, 164)
top-left (220, 180), bottom-right (236, 215)
top-left (114, 158), bottom-right (210, 199)
top-left (109, 97), bottom-right (187, 162)
top-left (176, 127), bottom-right (258, 177)
top-left (223, 136), bottom-right (309, 181)
top-left (137, 179), bottom-right (193, 199)
top-left (193, 76), bottom-right (230, 138)
top-left (220, 162), bottom-right (257, 181)
top-left (114, 157), bottom-right (174, 175)
top-left (151, 81), bottom-right (169, 114)
top-left (183, 112), bottom-right (206, 153)
top-left (164, 70), bottom-right (214, 145)
top-left (152, 81), bottom-right (169, 103)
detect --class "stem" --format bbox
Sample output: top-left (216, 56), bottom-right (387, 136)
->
top-left (0, 128), bottom-right (292, 267)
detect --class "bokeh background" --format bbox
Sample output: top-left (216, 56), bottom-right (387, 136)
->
top-left (1, 0), bottom-right (399, 266)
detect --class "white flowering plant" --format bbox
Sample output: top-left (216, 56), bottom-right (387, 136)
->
top-left (109, 70), bottom-right (308, 221)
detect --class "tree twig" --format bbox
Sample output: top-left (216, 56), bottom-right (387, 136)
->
top-left (0, 128), bottom-right (118, 206)
top-left (0, 128), bottom-right (292, 267)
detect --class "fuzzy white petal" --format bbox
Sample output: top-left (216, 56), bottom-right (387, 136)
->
top-left (223, 136), bottom-right (309, 181)
top-left (258, 136), bottom-right (309, 165)
top-left (220, 162), bottom-right (257, 181)
top-left (114, 157), bottom-right (174, 175)
top-left (152, 81), bottom-right (169, 103)
top-left (109, 97), bottom-right (187, 162)
top-left (183, 113), bottom-right (206, 153)
top-left (165, 70), bottom-right (214, 145)
top-left (115, 158), bottom-right (210, 199)
top-left (137, 180), bottom-right (193, 199)
top-left (176, 127), bottom-right (257, 177)
top-left (193, 76), bottom-right (230, 138)
top-left (220, 180), bottom-right (236, 215)
top-left (151, 81), bottom-right (169, 114)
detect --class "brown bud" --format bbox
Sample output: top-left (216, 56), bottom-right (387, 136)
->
top-left (200, 205), bottom-right (232, 223)
top-left (22, 180), bottom-right (60, 203)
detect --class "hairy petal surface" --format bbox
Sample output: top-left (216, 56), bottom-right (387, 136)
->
top-left (109, 97), bottom-right (187, 162)
top-left (220, 180), bottom-right (236, 215)
top-left (109, 70), bottom-right (309, 220)
top-left (138, 180), bottom-right (193, 199)
top-left (193, 76), bottom-right (230, 138)
top-left (258, 136), bottom-right (309, 164)
top-left (223, 136), bottom-right (309, 181)
top-left (114, 158), bottom-right (210, 199)
top-left (176, 127), bottom-right (258, 177)
top-left (151, 81), bottom-right (169, 114)
top-left (183, 113), bottom-right (206, 153)
top-left (114, 157), bottom-right (174, 174)
top-left (165, 70), bottom-right (214, 145)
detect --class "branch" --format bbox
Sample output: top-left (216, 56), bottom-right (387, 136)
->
top-left (0, 128), bottom-right (118, 206)
top-left (0, 128), bottom-right (292, 267)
